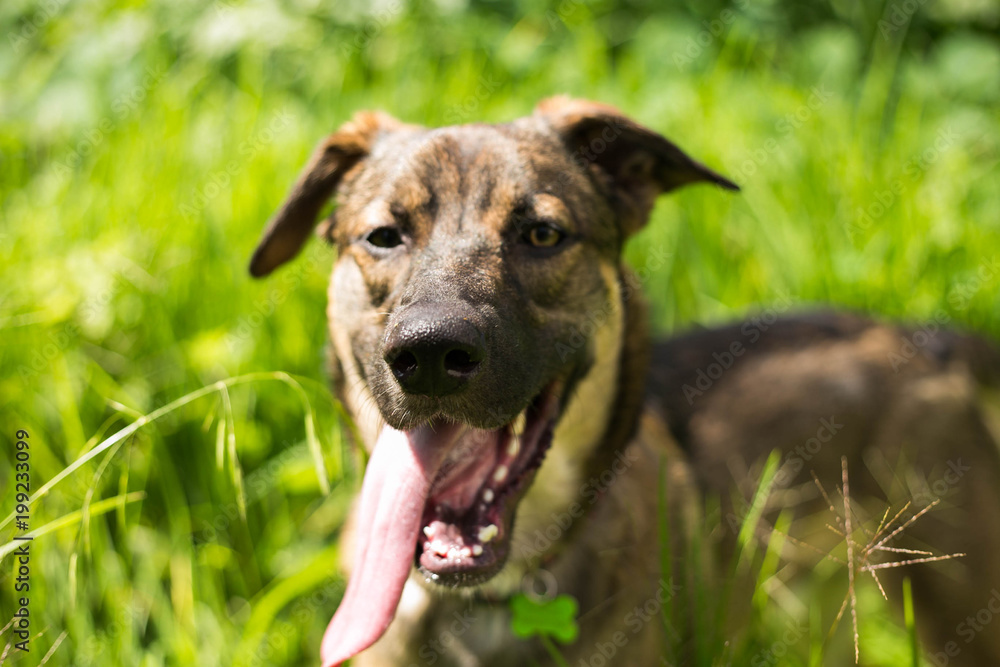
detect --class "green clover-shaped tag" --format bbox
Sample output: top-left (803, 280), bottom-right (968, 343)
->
top-left (509, 593), bottom-right (579, 644)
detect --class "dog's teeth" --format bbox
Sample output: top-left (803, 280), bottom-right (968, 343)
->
top-left (423, 526), bottom-right (433, 537)
top-left (507, 437), bottom-right (520, 458)
top-left (478, 524), bottom-right (498, 543)
top-left (472, 544), bottom-right (483, 556)
top-left (493, 465), bottom-right (508, 483)
top-left (483, 488), bottom-right (494, 503)
top-left (512, 411), bottom-right (527, 437)
top-left (460, 546), bottom-right (472, 558)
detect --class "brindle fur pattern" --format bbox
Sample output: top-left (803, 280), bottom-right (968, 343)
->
top-left (251, 98), bottom-right (1000, 666)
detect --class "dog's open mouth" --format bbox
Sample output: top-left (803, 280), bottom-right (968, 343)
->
top-left (419, 388), bottom-right (558, 583)
top-left (320, 384), bottom-right (562, 666)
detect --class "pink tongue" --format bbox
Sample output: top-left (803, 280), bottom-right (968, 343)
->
top-left (320, 422), bottom-right (463, 667)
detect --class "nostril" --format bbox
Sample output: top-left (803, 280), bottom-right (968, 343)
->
top-left (443, 348), bottom-right (480, 377)
top-left (389, 350), bottom-right (419, 381)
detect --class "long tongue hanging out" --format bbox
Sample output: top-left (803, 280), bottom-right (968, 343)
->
top-left (321, 422), bottom-right (464, 667)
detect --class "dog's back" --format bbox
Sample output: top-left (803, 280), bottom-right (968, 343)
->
top-left (651, 311), bottom-right (1000, 665)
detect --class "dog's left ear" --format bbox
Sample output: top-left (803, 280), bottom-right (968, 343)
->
top-left (536, 96), bottom-right (738, 236)
top-left (249, 111), bottom-right (405, 277)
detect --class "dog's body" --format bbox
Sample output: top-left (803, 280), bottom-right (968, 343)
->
top-left (250, 98), bottom-right (1000, 666)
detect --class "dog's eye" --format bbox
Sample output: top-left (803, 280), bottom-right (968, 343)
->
top-left (365, 227), bottom-right (403, 249)
top-left (522, 223), bottom-right (565, 249)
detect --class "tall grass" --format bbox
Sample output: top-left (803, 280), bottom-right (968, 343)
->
top-left (1, 0), bottom-right (998, 664)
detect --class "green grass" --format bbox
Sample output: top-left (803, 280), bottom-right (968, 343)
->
top-left (1, 0), bottom-right (998, 664)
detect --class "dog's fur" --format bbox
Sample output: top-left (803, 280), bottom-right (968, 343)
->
top-left (251, 98), bottom-right (1000, 665)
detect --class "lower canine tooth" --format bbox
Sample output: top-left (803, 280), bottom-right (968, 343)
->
top-left (483, 489), bottom-right (494, 503)
top-left (472, 545), bottom-right (483, 556)
top-left (493, 465), bottom-right (508, 483)
top-left (478, 524), bottom-right (498, 543)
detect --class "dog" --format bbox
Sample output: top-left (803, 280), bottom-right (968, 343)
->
top-left (249, 97), bottom-right (1000, 666)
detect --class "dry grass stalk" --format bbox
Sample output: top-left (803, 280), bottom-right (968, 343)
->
top-left (764, 457), bottom-right (965, 663)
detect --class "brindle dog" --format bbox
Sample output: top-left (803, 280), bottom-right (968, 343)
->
top-left (249, 97), bottom-right (1000, 666)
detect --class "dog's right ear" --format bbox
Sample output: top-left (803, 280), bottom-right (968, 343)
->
top-left (249, 111), bottom-right (403, 277)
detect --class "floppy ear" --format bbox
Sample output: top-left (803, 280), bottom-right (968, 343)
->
top-left (535, 96), bottom-right (738, 236)
top-left (249, 111), bottom-right (403, 277)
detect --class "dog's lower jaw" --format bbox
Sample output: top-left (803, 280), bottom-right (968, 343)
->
top-left (417, 387), bottom-right (561, 585)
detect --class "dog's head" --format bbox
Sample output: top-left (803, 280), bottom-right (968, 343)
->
top-left (249, 97), bottom-right (736, 665)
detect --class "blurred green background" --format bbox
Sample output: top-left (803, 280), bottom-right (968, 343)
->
top-left (1, 0), bottom-right (999, 664)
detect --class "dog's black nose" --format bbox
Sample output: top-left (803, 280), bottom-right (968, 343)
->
top-left (383, 306), bottom-right (486, 397)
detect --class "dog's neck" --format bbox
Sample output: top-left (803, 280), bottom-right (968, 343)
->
top-left (587, 265), bottom-right (652, 479)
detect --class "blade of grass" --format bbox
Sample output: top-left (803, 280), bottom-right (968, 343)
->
top-left (0, 492), bottom-right (146, 561)
top-left (734, 450), bottom-right (782, 572)
top-left (80, 434), bottom-right (129, 556)
top-left (215, 412), bottom-right (226, 471)
top-left (235, 542), bottom-right (341, 661)
top-left (752, 508), bottom-right (791, 613)
top-left (657, 453), bottom-right (680, 657)
top-left (220, 383), bottom-right (247, 521)
top-left (903, 576), bottom-right (920, 667)
top-left (275, 371), bottom-right (331, 495)
top-left (0, 372), bottom-right (324, 533)
top-left (539, 635), bottom-right (570, 667)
